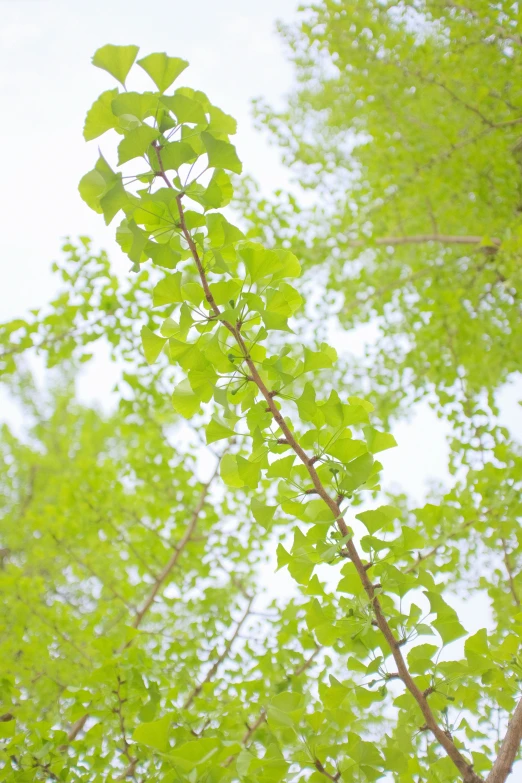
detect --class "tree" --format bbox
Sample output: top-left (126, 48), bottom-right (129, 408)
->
top-left (0, 34), bottom-right (521, 783)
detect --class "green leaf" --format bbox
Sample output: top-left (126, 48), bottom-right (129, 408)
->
top-left (425, 591), bottom-right (467, 644)
top-left (92, 44), bottom-right (139, 86)
top-left (340, 453), bottom-right (375, 493)
top-left (84, 89), bottom-right (119, 140)
top-left (133, 713), bottom-right (171, 752)
top-left (201, 131), bottom-right (242, 174)
top-left (327, 437), bottom-right (367, 464)
top-left (117, 125), bottom-right (159, 164)
top-left (209, 279), bottom-right (242, 306)
top-left (159, 141), bottom-right (198, 171)
top-left (364, 426), bottom-right (397, 454)
top-left (268, 691), bottom-right (306, 728)
top-left (116, 218), bottom-right (148, 261)
top-left (237, 456), bottom-right (261, 488)
top-left (172, 379), bottom-right (202, 418)
top-left (199, 168), bottom-right (233, 209)
top-left (99, 179), bottom-right (130, 225)
top-left (169, 738), bottom-right (220, 771)
top-left (251, 498), bottom-right (277, 529)
top-left (153, 273), bottom-right (183, 307)
top-left (0, 719), bottom-right (15, 739)
top-left (111, 91), bottom-right (159, 121)
top-left (407, 644), bottom-right (439, 674)
top-left (141, 326), bottom-right (166, 364)
top-left (137, 53), bottom-right (189, 92)
top-left (208, 105), bottom-right (237, 135)
top-left (267, 455), bottom-right (295, 478)
top-left (220, 454), bottom-right (243, 488)
top-left (337, 563), bottom-right (365, 596)
top-left (206, 417), bottom-right (235, 445)
top-left (465, 628), bottom-right (489, 661)
top-left (162, 93), bottom-right (207, 125)
top-left (146, 241), bottom-right (181, 269)
top-left (356, 505), bottom-right (400, 535)
top-left (78, 169), bottom-right (107, 213)
top-left (303, 343), bottom-right (337, 373)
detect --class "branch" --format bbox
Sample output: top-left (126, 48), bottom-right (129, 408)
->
top-left (405, 520), bottom-right (476, 574)
top-left (129, 461), bottom-right (221, 634)
top-left (182, 596), bottom-right (254, 710)
top-left (67, 714), bottom-right (88, 743)
top-left (314, 758), bottom-right (341, 781)
top-left (113, 677), bottom-right (137, 776)
top-left (51, 534), bottom-right (137, 613)
top-left (442, 1), bottom-right (522, 48)
top-left (344, 234), bottom-right (501, 251)
top-left (486, 697), bottom-right (522, 783)
top-left (63, 455), bottom-right (223, 747)
top-left (177, 195), bottom-right (482, 783)
top-left (223, 645), bottom-right (322, 768)
top-left (291, 644), bottom-right (322, 678)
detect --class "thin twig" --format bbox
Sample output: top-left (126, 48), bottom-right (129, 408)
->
top-left (129, 463), bottom-right (220, 634)
top-left (64, 455), bottom-right (224, 746)
top-left (344, 234), bottom-right (501, 251)
top-left (182, 597), bottom-right (254, 710)
top-left (223, 645), bottom-right (322, 768)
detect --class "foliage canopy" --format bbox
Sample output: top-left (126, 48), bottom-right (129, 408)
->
top-left (1, 6), bottom-right (522, 783)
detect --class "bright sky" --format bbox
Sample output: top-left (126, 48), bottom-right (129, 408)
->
top-left (2, 0), bottom-right (522, 639)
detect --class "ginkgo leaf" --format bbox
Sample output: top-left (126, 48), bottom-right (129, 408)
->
top-left (92, 44), bottom-right (139, 85)
top-left (133, 714), bottom-right (171, 752)
top-left (201, 131), bottom-right (242, 173)
top-left (137, 52), bottom-right (188, 91)
top-left (141, 326), bottom-right (166, 364)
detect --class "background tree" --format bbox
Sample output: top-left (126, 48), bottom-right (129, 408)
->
top-left (0, 24), bottom-right (521, 783)
top-left (242, 0), bottom-right (522, 720)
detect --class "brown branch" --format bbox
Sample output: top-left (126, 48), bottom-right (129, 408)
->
top-left (182, 596), bottom-right (253, 710)
top-left (113, 677), bottom-right (137, 776)
top-left (152, 141), bottom-right (175, 190)
top-left (224, 645), bottom-right (322, 768)
top-left (50, 534), bottom-right (136, 613)
top-left (64, 455), bottom-right (223, 748)
top-left (116, 759), bottom-right (137, 781)
top-left (345, 234), bottom-right (501, 251)
top-left (129, 465), bottom-right (220, 633)
top-left (486, 697), bottom-right (522, 783)
top-left (177, 195), bottom-right (482, 783)
top-left (442, 1), bottom-right (522, 48)
top-left (67, 714), bottom-right (88, 743)
top-left (291, 645), bottom-right (322, 678)
top-left (405, 520), bottom-right (476, 574)
top-left (315, 759), bottom-right (341, 781)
